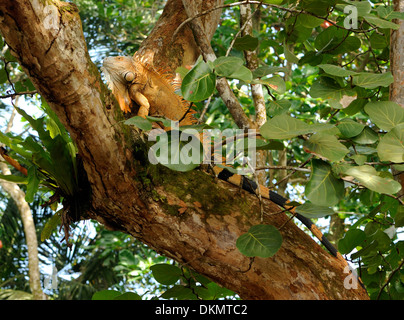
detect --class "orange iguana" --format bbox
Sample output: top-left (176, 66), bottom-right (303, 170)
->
top-left (102, 53), bottom-right (353, 269)
top-left (102, 54), bottom-right (195, 125)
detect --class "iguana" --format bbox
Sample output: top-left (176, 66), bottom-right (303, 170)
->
top-left (102, 54), bottom-right (195, 125)
top-left (102, 53), bottom-right (348, 266)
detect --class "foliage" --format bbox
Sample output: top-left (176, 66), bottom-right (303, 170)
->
top-left (126, 0), bottom-right (404, 299)
top-left (1, 0), bottom-right (404, 300)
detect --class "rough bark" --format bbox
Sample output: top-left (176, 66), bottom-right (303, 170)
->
top-left (0, 0), bottom-right (369, 299)
top-left (390, 0), bottom-right (404, 198)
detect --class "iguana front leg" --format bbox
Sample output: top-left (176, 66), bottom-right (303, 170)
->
top-left (129, 83), bottom-right (150, 118)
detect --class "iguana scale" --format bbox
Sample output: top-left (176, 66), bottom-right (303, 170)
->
top-left (102, 53), bottom-right (349, 266)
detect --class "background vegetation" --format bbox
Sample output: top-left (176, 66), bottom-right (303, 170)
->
top-left (0, 0), bottom-right (403, 300)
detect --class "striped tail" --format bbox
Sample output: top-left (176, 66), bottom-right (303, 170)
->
top-left (212, 165), bottom-right (342, 260)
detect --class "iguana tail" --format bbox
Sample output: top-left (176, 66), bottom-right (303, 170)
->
top-left (212, 165), bottom-right (344, 262)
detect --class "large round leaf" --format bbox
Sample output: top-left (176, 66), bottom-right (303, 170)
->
top-left (305, 159), bottom-right (345, 206)
top-left (236, 224), bottom-right (282, 258)
top-left (181, 60), bottom-right (216, 102)
top-left (150, 264), bottom-right (182, 285)
top-left (338, 229), bottom-right (366, 254)
top-left (377, 123), bottom-right (404, 163)
top-left (304, 133), bottom-right (349, 162)
top-left (364, 101), bottom-right (404, 131)
top-left (344, 165), bottom-right (402, 195)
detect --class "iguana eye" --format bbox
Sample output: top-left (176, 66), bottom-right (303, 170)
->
top-left (124, 72), bottom-right (135, 82)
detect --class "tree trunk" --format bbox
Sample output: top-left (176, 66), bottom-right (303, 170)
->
top-left (0, 0), bottom-right (369, 300)
top-left (390, 0), bottom-right (404, 197)
top-left (0, 106), bottom-right (46, 300)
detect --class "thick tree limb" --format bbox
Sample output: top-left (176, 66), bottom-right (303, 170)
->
top-left (181, 0), bottom-right (256, 130)
top-left (0, 0), bottom-right (369, 299)
top-left (0, 105), bottom-right (46, 300)
top-left (390, 0), bottom-right (404, 199)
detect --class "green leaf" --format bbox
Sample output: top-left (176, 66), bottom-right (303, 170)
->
top-left (213, 57), bottom-right (252, 82)
top-left (260, 114), bottom-right (311, 139)
top-left (261, 115), bottom-right (335, 140)
top-left (161, 285), bottom-right (194, 300)
top-left (337, 1), bottom-right (371, 17)
top-left (124, 116), bottom-right (153, 131)
top-left (343, 98), bottom-right (367, 116)
top-left (233, 35), bottom-right (259, 51)
top-left (351, 154), bottom-right (367, 166)
top-left (351, 241), bottom-right (378, 260)
top-left (25, 166), bottom-right (40, 203)
top-left (296, 14), bottom-right (323, 28)
top-left (310, 81), bottom-right (356, 109)
top-left (363, 14), bottom-right (400, 30)
top-left (0, 69), bottom-right (7, 84)
top-left (344, 165), bottom-right (402, 195)
top-left (394, 206), bottom-right (404, 228)
top-left (213, 56), bottom-right (244, 76)
top-left (304, 133), bottom-right (349, 162)
top-left (145, 116), bottom-right (172, 127)
top-left (369, 32), bottom-right (389, 49)
top-left (338, 229), bottom-right (366, 254)
top-left (318, 64), bottom-right (358, 77)
top-left (148, 130), bottom-right (203, 172)
top-left (262, 0), bottom-right (283, 4)
top-left (253, 139), bottom-right (284, 151)
top-left (236, 224), bottom-right (282, 258)
top-left (181, 60), bottom-right (216, 102)
top-left (377, 5), bottom-right (404, 20)
top-left (150, 264), bottom-right (182, 285)
top-left (364, 101), bottom-right (404, 131)
top-left (306, 160), bottom-right (345, 206)
top-left (267, 99), bottom-right (291, 116)
top-left (175, 66), bottom-right (189, 80)
top-left (92, 290), bottom-right (121, 300)
top-left (258, 76), bottom-right (286, 94)
top-left (0, 174), bottom-right (28, 184)
top-left (253, 66), bottom-right (286, 78)
top-left (337, 119), bottom-right (365, 138)
top-left (46, 135), bottom-right (77, 196)
top-left (283, 44), bottom-right (299, 64)
top-left (228, 66), bottom-right (253, 82)
top-left (41, 210), bottom-right (61, 241)
top-left (377, 123), bottom-right (404, 163)
top-left (351, 127), bottom-right (379, 145)
top-left (352, 72), bottom-right (394, 89)
top-left (119, 249), bottom-right (138, 267)
top-left (295, 202), bottom-right (335, 219)
top-left (315, 27), bottom-right (361, 54)
top-left (113, 292), bottom-right (142, 300)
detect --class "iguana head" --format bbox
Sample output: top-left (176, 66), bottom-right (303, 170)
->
top-left (102, 56), bottom-right (137, 113)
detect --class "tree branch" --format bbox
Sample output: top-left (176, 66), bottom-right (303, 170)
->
top-left (0, 101), bottom-right (46, 300)
top-left (0, 0), bottom-right (370, 300)
top-left (181, 0), bottom-right (255, 130)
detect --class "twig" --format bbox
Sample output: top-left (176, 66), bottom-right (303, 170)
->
top-left (0, 147), bottom-right (28, 176)
top-left (377, 259), bottom-right (404, 300)
top-left (181, 0), bottom-right (255, 129)
top-left (273, 156), bottom-right (313, 189)
top-left (255, 165), bottom-right (311, 172)
top-left (173, 1), bottom-right (263, 41)
top-left (174, 0), bottom-right (376, 40)
top-left (197, 95), bottom-right (212, 124)
top-left (225, 1), bottom-right (264, 57)
top-left (0, 90), bottom-right (38, 100)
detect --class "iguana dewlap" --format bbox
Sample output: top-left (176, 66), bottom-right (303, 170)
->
top-left (102, 54), bottom-right (195, 125)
